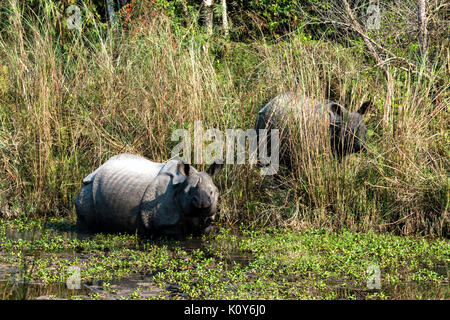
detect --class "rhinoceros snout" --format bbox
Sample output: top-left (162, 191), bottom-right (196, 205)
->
top-left (192, 190), bottom-right (213, 209)
top-left (192, 196), bottom-right (209, 208)
top-left (191, 197), bottom-right (217, 218)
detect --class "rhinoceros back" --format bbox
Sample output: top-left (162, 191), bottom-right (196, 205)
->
top-left (257, 92), bottom-right (332, 127)
top-left (92, 154), bottom-right (163, 233)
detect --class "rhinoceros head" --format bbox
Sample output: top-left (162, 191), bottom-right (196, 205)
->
top-left (173, 160), bottom-right (223, 235)
top-left (176, 160), bottom-right (223, 217)
top-left (139, 159), bottom-right (223, 237)
top-left (329, 101), bottom-right (371, 158)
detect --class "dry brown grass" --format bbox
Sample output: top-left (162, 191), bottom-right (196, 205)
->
top-left (0, 0), bottom-right (447, 236)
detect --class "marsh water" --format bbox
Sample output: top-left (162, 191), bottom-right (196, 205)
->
top-left (0, 227), bottom-right (448, 300)
top-left (0, 227), bottom-right (256, 300)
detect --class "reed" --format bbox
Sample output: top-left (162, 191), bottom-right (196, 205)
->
top-left (0, 0), bottom-right (447, 236)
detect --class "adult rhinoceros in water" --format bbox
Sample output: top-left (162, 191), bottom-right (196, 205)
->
top-left (75, 154), bottom-right (223, 238)
top-left (255, 92), bottom-right (372, 165)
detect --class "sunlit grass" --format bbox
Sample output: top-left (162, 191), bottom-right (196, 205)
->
top-left (0, 0), bottom-right (448, 237)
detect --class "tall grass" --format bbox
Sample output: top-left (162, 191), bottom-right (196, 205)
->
top-left (0, 0), bottom-right (448, 236)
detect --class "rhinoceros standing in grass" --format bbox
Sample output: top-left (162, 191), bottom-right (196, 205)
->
top-left (75, 154), bottom-right (223, 238)
top-left (255, 92), bottom-right (372, 164)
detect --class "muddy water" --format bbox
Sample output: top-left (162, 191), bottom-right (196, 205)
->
top-left (0, 280), bottom-right (92, 300)
top-left (320, 278), bottom-right (449, 300)
top-left (0, 227), bottom-right (254, 300)
top-left (0, 227), bottom-right (448, 300)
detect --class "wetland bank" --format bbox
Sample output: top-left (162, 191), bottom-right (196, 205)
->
top-left (0, 218), bottom-right (448, 300)
top-left (0, 1), bottom-right (448, 300)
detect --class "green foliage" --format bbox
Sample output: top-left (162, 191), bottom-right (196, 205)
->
top-left (0, 0), bottom-right (448, 237)
top-left (0, 218), bottom-right (448, 299)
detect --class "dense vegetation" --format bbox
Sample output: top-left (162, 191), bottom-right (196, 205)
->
top-left (1, 218), bottom-right (448, 299)
top-left (0, 0), bottom-right (448, 237)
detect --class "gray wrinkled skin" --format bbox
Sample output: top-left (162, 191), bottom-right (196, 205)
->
top-left (255, 92), bottom-right (371, 162)
top-left (75, 154), bottom-right (223, 238)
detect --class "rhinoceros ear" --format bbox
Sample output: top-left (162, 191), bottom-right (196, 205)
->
top-left (207, 160), bottom-right (223, 176)
top-left (357, 101), bottom-right (372, 115)
top-left (330, 103), bottom-right (344, 116)
top-left (177, 161), bottom-right (191, 176)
